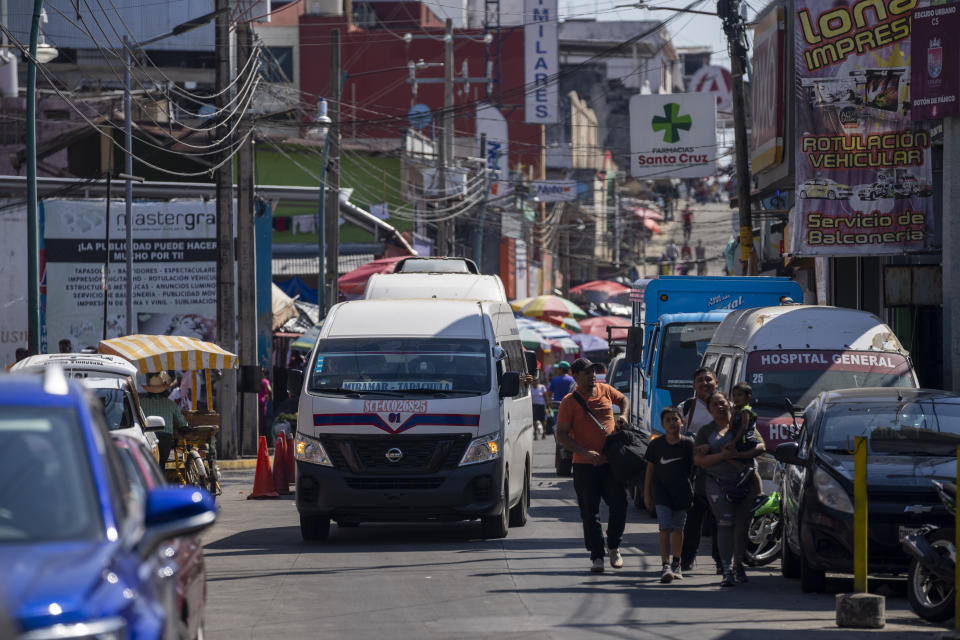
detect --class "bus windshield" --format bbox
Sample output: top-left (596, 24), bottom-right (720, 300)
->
top-left (657, 322), bottom-right (719, 389)
top-left (308, 338), bottom-right (491, 395)
top-left (746, 350), bottom-right (915, 407)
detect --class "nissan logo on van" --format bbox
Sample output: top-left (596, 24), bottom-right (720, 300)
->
top-left (385, 448), bottom-right (404, 463)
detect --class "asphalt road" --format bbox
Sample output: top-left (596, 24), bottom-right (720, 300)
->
top-left (202, 439), bottom-right (943, 639)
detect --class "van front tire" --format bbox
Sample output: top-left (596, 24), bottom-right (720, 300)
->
top-left (300, 514), bottom-right (331, 541)
top-left (482, 478), bottom-right (509, 539)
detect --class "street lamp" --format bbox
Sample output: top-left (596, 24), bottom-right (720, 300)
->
top-left (307, 98), bottom-right (332, 315)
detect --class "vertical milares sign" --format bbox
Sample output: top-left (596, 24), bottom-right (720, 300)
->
top-left (524, 0), bottom-right (558, 124)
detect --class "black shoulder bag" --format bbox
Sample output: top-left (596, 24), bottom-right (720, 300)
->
top-left (570, 392), bottom-right (648, 485)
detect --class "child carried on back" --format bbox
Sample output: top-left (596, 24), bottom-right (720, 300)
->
top-left (729, 382), bottom-right (762, 495)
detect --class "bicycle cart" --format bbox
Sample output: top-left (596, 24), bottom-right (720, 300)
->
top-left (98, 334), bottom-right (238, 496)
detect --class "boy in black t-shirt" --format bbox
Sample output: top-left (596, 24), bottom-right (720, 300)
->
top-left (644, 406), bottom-right (695, 583)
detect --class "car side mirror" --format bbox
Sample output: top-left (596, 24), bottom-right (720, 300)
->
top-left (136, 486), bottom-right (216, 559)
top-left (625, 327), bottom-right (643, 364)
top-left (774, 441), bottom-right (805, 466)
top-left (144, 415), bottom-right (166, 432)
top-left (500, 371), bottom-right (521, 397)
top-left (524, 350), bottom-right (538, 376)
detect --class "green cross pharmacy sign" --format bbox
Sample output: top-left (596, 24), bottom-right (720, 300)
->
top-left (629, 93), bottom-right (717, 179)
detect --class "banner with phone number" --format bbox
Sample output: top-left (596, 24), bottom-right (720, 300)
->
top-left (790, 0), bottom-right (935, 256)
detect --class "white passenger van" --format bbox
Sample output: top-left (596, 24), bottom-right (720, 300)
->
top-left (11, 353), bottom-right (165, 457)
top-left (294, 298), bottom-right (533, 540)
top-left (363, 272), bottom-right (507, 302)
top-left (701, 305), bottom-right (919, 449)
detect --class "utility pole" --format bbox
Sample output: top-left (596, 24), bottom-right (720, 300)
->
top-left (437, 18), bottom-right (454, 257)
top-left (613, 181), bottom-right (621, 269)
top-left (214, 0), bottom-right (238, 459)
top-left (324, 29), bottom-right (341, 314)
top-left (539, 125), bottom-right (547, 293)
top-left (123, 36), bottom-right (134, 334)
top-left (236, 21), bottom-right (258, 457)
top-left (26, 0), bottom-right (43, 355)
top-left (718, 0), bottom-right (754, 274)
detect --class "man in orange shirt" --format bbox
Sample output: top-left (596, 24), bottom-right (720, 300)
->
top-left (556, 357), bottom-right (630, 573)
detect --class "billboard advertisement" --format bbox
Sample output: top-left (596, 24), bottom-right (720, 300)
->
top-left (43, 199), bottom-right (219, 352)
top-left (524, 0), bottom-right (558, 124)
top-left (629, 93), bottom-right (717, 179)
top-left (790, 0), bottom-right (934, 256)
top-left (476, 103), bottom-right (511, 197)
top-left (911, 3), bottom-right (960, 120)
top-left (750, 8), bottom-right (785, 173)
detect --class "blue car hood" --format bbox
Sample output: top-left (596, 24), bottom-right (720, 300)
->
top-left (0, 541), bottom-right (119, 628)
top-left (819, 452), bottom-right (955, 490)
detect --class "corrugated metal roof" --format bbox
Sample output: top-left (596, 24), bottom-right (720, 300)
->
top-left (272, 254), bottom-right (375, 277)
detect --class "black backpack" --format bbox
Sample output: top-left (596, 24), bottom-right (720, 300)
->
top-left (569, 391), bottom-right (649, 485)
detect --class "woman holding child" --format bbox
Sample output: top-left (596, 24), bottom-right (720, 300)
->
top-left (693, 391), bottom-right (765, 587)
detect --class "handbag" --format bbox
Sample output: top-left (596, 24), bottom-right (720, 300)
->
top-left (569, 392), bottom-right (648, 484)
top-left (714, 473), bottom-right (750, 504)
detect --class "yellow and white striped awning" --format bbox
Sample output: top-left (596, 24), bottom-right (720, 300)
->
top-left (98, 334), bottom-right (238, 373)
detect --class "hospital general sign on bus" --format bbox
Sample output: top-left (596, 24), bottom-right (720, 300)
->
top-left (629, 93), bottom-right (717, 179)
top-left (524, 0), bottom-right (558, 123)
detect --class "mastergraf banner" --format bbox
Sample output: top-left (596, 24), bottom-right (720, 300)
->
top-left (629, 93), bottom-right (717, 179)
top-left (791, 0), bottom-right (934, 256)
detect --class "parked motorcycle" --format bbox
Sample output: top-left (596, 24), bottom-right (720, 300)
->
top-left (902, 480), bottom-right (956, 622)
top-left (745, 489), bottom-right (782, 566)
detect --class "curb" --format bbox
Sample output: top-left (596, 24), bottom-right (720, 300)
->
top-left (217, 456), bottom-right (264, 470)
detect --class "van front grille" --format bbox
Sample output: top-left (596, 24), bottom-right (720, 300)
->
top-left (318, 434), bottom-right (471, 474)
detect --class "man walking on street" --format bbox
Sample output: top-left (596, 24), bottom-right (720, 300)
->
top-left (695, 240), bottom-right (706, 276)
top-left (679, 366), bottom-right (722, 572)
top-left (682, 207), bottom-right (693, 244)
top-left (556, 358), bottom-right (629, 573)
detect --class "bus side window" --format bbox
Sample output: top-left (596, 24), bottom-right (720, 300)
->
top-left (702, 352), bottom-right (718, 372)
top-left (715, 356), bottom-right (732, 392)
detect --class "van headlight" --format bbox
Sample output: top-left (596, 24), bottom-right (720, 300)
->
top-left (813, 466), bottom-right (854, 514)
top-left (294, 433), bottom-right (333, 467)
top-left (459, 434), bottom-right (500, 466)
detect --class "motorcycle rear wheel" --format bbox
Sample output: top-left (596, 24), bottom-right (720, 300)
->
top-left (744, 513), bottom-right (781, 566)
top-left (907, 529), bottom-right (955, 622)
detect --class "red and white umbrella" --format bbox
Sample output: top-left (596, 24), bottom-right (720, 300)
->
top-left (337, 256), bottom-right (407, 296)
top-left (631, 206), bottom-right (664, 221)
top-left (579, 316), bottom-right (631, 340)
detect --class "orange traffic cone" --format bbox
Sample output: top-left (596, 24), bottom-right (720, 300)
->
top-left (273, 436), bottom-right (290, 495)
top-left (285, 433), bottom-right (296, 482)
top-left (247, 436), bottom-right (279, 499)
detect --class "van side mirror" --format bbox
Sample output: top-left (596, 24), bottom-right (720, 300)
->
top-left (285, 369), bottom-right (304, 397)
top-left (144, 416), bottom-right (166, 432)
top-left (500, 371), bottom-right (521, 397)
top-left (625, 327), bottom-right (643, 363)
top-left (523, 350), bottom-right (538, 375)
top-left (774, 441), bottom-right (805, 466)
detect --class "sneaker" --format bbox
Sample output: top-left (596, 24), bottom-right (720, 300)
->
top-left (734, 564), bottom-right (748, 583)
top-left (609, 548), bottom-right (624, 569)
top-left (591, 558), bottom-right (605, 573)
top-left (660, 563), bottom-right (674, 583)
top-left (716, 562), bottom-right (724, 575)
top-left (670, 560), bottom-right (684, 580)
top-left (720, 570), bottom-right (736, 588)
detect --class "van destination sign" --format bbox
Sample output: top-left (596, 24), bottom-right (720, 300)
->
top-left (748, 349), bottom-right (909, 373)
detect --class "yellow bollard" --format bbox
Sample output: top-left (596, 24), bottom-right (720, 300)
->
top-left (853, 435), bottom-right (868, 593)
top-left (953, 447), bottom-right (960, 633)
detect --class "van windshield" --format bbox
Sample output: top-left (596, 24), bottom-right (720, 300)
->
top-left (308, 338), bottom-right (491, 395)
top-left (746, 350), bottom-right (915, 407)
top-left (657, 322), bottom-right (719, 389)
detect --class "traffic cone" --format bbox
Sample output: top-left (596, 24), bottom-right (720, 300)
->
top-left (273, 435), bottom-right (290, 495)
top-left (285, 433), bottom-right (296, 482)
top-left (247, 436), bottom-right (279, 499)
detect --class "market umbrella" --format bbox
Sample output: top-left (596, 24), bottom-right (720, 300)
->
top-left (543, 316), bottom-right (582, 333)
top-left (569, 280), bottom-right (631, 305)
top-left (579, 316), bottom-right (631, 340)
top-left (631, 206), bottom-right (664, 221)
top-left (337, 255), bottom-right (407, 297)
top-left (644, 218), bottom-right (663, 234)
top-left (515, 317), bottom-right (579, 354)
top-left (570, 332), bottom-right (609, 353)
top-left (98, 334), bottom-right (238, 373)
top-left (510, 296), bottom-right (534, 312)
top-left (519, 295), bottom-right (587, 319)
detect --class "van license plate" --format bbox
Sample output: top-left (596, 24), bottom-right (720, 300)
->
top-left (898, 526), bottom-right (921, 542)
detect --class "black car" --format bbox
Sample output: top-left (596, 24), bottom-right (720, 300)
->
top-left (775, 388), bottom-right (960, 593)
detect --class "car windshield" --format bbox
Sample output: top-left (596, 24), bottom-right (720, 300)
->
top-left (308, 338), bottom-right (491, 395)
top-left (609, 360), bottom-right (631, 393)
top-left (746, 350), bottom-right (915, 407)
top-left (0, 407), bottom-right (102, 542)
top-left (92, 388), bottom-right (134, 431)
top-left (398, 259), bottom-right (471, 273)
top-left (657, 322), bottom-right (719, 389)
top-left (819, 400), bottom-right (960, 456)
